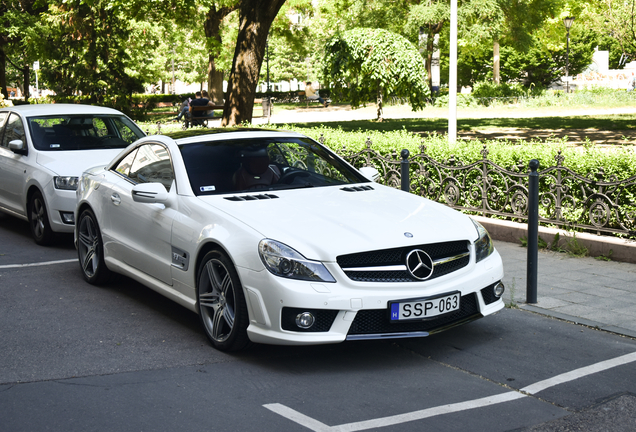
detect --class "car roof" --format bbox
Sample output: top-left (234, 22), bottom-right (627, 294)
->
top-left (0, 104), bottom-right (127, 117)
top-left (173, 129), bottom-right (307, 146)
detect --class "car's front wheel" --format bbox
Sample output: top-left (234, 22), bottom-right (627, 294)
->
top-left (196, 250), bottom-right (250, 351)
top-left (28, 190), bottom-right (53, 245)
top-left (77, 209), bottom-right (114, 285)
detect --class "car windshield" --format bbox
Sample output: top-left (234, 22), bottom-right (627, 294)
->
top-left (27, 114), bottom-right (145, 151)
top-left (179, 137), bottom-right (369, 195)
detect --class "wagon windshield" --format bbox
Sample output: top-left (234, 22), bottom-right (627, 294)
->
top-left (28, 115), bottom-right (145, 151)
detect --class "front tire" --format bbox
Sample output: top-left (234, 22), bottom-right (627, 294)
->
top-left (28, 190), bottom-right (53, 245)
top-left (77, 209), bottom-right (114, 285)
top-left (196, 250), bottom-right (250, 352)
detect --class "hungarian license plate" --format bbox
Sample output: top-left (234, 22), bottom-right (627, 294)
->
top-left (389, 292), bottom-right (461, 322)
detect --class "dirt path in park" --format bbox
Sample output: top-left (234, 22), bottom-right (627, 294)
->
top-left (400, 105), bottom-right (636, 146)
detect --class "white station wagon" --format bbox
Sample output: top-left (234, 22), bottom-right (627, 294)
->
top-left (0, 104), bottom-right (145, 244)
top-left (75, 130), bottom-right (505, 351)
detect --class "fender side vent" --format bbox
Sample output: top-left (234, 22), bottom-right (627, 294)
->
top-left (224, 194), bottom-right (279, 201)
top-left (341, 185), bottom-right (374, 192)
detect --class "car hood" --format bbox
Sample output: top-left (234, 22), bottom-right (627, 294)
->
top-left (199, 184), bottom-right (478, 261)
top-left (36, 150), bottom-right (124, 176)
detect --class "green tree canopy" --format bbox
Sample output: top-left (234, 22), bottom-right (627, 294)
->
top-left (322, 27), bottom-right (430, 120)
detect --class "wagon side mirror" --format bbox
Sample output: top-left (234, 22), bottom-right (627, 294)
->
top-left (9, 140), bottom-right (27, 155)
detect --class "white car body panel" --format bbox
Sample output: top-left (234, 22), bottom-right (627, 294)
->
top-left (0, 104), bottom-right (145, 237)
top-left (75, 131), bottom-right (505, 348)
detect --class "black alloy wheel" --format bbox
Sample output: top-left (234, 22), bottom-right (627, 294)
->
top-left (28, 190), bottom-right (53, 245)
top-left (77, 209), bottom-right (114, 285)
top-left (196, 250), bottom-right (250, 351)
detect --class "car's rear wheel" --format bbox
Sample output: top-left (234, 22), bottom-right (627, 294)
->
top-left (28, 190), bottom-right (53, 245)
top-left (77, 209), bottom-right (114, 285)
top-left (196, 250), bottom-right (250, 351)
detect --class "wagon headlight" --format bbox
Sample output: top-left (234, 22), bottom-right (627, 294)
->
top-left (472, 219), bottom-right (494, 263)
top-left (258, 239), bottom-right (336, 283)
top-left (53, 176), bottom-right (79, 190)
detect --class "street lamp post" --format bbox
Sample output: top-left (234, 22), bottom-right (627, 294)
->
top-left (563, 16), bottom-right (575, 93)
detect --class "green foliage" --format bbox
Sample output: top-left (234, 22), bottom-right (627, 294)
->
top-left (321, 28), bottom-right (430, 117)
top-left (471, 81), bottom-right (528, 98)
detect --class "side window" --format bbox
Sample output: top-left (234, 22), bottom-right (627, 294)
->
top-left (112, 118), bottom-right (142, 144)
top-left (93, 118), bottom-right (109, 137)
top-left (1, 113), bottom-right (25, 149)
top-left (114, 149), bottom-right (138, 177)
top-left (128, 144), bottom-right (174, 191)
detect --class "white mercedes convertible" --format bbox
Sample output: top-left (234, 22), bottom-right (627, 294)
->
top-left (75, 129), bottom-right (505, 351)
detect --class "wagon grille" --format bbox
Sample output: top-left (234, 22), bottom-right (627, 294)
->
top-left (337, 240), bottom-right (470, 282)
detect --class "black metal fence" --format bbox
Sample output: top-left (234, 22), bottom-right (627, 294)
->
top-left (323, 135), bottom-right (636, 240)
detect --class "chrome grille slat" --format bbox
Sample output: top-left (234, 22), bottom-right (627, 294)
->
top-left (337, 240), bottom-right (470, 282)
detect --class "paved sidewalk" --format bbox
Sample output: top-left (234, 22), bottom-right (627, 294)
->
top-left (496, 240), bottom-right (636, 338)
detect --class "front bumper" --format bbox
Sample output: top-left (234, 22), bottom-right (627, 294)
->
top-left (42, 182), bottom-right (76, 233)
top-left (238, 249), bottom-right (505, 346)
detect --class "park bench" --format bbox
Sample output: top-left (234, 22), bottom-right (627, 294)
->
top-left (182, 99), bottom-right (267, 129)
top-left (183, 105), bottom-right (224, 129)
top-left (297, 91), bottom-right (323, 107)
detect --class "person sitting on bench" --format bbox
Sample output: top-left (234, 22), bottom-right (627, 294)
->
top-left (305, 81), bottom-right (328, 107)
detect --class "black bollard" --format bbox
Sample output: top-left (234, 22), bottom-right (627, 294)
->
top-left (401, 149), bottom-right (410, 192)
top-left (526, 159), bottom-right (540, 304)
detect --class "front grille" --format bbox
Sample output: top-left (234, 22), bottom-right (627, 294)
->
top-left (347, 293), bottom-right (480, 336)
top-left (281, 307), bottom-right (338, 332)
top-left (337, 240), bottom-right (470, 282)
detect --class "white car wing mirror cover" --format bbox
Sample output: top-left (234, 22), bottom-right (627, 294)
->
top-left (359, 166), bottom-right (380, 182)
top-left (471, 218), bottom-right (494, 262)
top-left (9, 139), bottom-right (24, 152)
top-left (258, 239), bottom-right (336, 283)
top-left (132, 182), bottom-right (170, 204)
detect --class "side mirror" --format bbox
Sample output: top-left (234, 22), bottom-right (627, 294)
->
top-left (9, 139), bottom-right (25, 153)
top-left (359, 166), bottom-right (380, 182)
top-left (132, 182), bottom-right (171, 205)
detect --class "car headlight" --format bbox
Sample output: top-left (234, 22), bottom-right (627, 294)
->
top-left (258, 239), bottom-right (336, 283)
top-left (53, 176), bottom-right (79, 190)
top-left (471, 219), bottom-right (494, 263)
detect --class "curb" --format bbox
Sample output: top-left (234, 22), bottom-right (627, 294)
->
top-left (519, 304), bottom-right (636, 339)
top-left (473, 215), bottom-right (636, 264)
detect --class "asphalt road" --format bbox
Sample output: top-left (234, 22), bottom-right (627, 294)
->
top-left (1, 212), bottom-right (635, 432)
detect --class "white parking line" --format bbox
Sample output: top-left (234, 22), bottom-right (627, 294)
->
top-left (264, 351), bottom-right (636, 431)
top-left (0, 258), bottom-right (77, 269)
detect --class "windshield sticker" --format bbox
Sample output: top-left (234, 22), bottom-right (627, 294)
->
top-left (200, 185), bottom-right (216, 192)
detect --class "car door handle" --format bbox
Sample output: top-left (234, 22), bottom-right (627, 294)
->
top-left (110, 193), bottom-right (121, 206)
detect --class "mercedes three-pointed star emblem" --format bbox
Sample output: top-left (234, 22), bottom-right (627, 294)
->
top-left (405, 249), bottom-right (435, 280)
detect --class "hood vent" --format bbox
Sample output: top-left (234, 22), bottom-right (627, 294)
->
top-left (224, 193), bottom-right (279, 201)
top-left (341, 185), bottom-right (374, 192)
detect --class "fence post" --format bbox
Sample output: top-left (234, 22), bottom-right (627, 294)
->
top-left (526, 159), bottom-right (540, 304)
top-left (401, 149), bottom-right (410, 192)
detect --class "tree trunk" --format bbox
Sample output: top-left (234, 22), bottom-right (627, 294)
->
top-left (493, 39), bottom-right (500, 85)
top-left (0, 48), bottom-right (8, 99)
top-left (204, 4), bottom-right (237, 105)
top-left (376, 82), bottom-right (383, 122)
top-left (221, 0), bottom-right (286, 127)
top-left (423, 22), bottom-right (444, 93)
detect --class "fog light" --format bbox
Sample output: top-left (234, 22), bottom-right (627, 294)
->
top-left (493, 282), bottom-right (505, 297)
top-left (295, 312), bottom-right (315, 329)
top-left (60, 212), bottom-right (75, 224)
